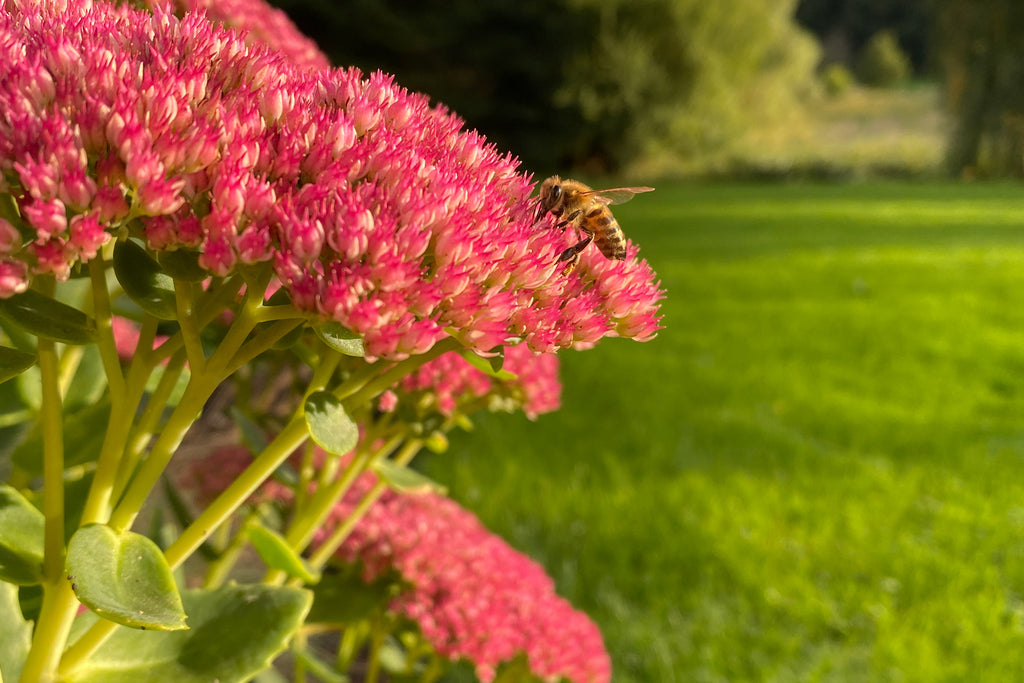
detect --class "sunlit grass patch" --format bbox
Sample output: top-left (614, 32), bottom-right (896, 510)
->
top-left (427, 181), bottom-right (1024, 682)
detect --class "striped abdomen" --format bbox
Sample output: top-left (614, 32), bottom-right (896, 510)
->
top-left (582, 205), bottom-right (627, 260)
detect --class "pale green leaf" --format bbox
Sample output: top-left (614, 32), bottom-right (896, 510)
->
top-left (66, 584), bottom-right (312, 683)
top-left (67, 524), bottom-right (187, 631)
top-left (304, 391), bottom-right (358, 455)
top-left (0, 485), bottom-right (44, 586)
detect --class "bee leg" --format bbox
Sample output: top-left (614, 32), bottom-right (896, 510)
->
top-left (557, 229), bottom-right (592, 275)
top-left (561, 209), bottom-right (581, 230)
top-left (558, 230), bottom-right (593, 263)
top-left (549, 209), bottom-right (580, 231)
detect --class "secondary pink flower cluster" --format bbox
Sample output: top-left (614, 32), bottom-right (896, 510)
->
top-left (327, 474), bottom-right (612, 683)
top-left (389, 345), bottom-right (561, 420)
top-left (180, 443), bottom-right (611, 682)
top-left (159, 0), bottom-right (330, 71)
top-left (0, 0), bottom-right (662, 360)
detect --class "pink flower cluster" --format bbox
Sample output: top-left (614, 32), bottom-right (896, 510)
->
top-left (0, 0), bottom-right (662, 360)
top-left (328, 475), bottom-right (612, 683)
top-left (392, 345), bottom-right (561, 420)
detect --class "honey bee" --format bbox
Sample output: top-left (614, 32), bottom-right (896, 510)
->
top-left (538, 176), bottom-right (654, 273)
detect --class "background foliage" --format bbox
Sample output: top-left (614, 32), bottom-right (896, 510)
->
top-left (271, 0), bottom-right (818, 174)
top-left (270, 0), bottom-right (1024, 179)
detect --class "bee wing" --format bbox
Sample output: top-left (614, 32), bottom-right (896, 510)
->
top-left (582, 186), bottom-right (655, 206)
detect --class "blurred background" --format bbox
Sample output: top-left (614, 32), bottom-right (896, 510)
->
top-left (270, 0), bottom-right (1023, 181)
top-left (269, 1), bottom-right (1024, 681)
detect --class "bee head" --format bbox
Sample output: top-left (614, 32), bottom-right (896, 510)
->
top-left (539, 175), bottom-right (563, 212)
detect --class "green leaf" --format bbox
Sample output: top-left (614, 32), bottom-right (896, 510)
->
top-left (372, 460), bottom-right (446, 495)
top-left (458, 349), bottom-right (517, 381)
top-left (156, 249), bottom-right (207, 282)
top-left (14, 365), bottom-right (40, 410)
top-left (62, 470), bottom-right (95, 545)
top-left (66, 584), bottom-right (312, 683)
top-left (66, 524), bottom-right (187, 631)
top-left (0, 486), bottom-right (45, 585)
top-left (0, 581), bottom-right (32, 683)
top-left (0, 346), bottom-right (35, 384)
top-left (0, 289), bottom-right (97, 344)
top-left (0, 312), bottom-right (37, 353)
top-left (304, 391), bottom-right (358, 455)
top-left (113, 239), bottom-right (177, 320)
top-left (246, 523), bottom-right (319, 584)
top-left (229, 407), bottom-right (269, 454)
top-left (314, 322), bottom-right (364, 357)
top-left (307, 566), bottom-right (398, 625)
top-left (12, 398), bottom-right (110, 476)
top-left (63, 344), bottom-right (106, 410)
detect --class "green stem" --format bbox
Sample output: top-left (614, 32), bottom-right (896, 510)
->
top-left (163, 416), bottom-right (310, 569)
top-left (203, 516), bottom-right (251, 589)
top-left (56, 344), bottom-right (83, 396)
top-left (306, 439), bottom-right (421, 571)
top-left (223, 318), bottom-right (305, 376)
top-left (113, 351), bottom-right (187, 501)
top-left (334, 358), bottom-right (391, 402)
top-left (175, 279), bottom-right (206, 373)
top-left (284, 433), bottom-right (403, 560)
top-left (336, 623), bottom-right (366, 671)
top-left (419, 655), bottom-right (445, 683)
top-left (20, 340), bottom-right (76, 683)
top-left (78, 344), bottom-right (163, 526)
top-left (290, 342), bottom-right (343, 512)
top-left (292, 440), bottom-right (317, 516)
top-left (107, 287), bottom-right (267, 531)
top-left (342, 337), bottom-right (461, 410)
top-left (365, 621), bottom-right (384, 683)
top-left (293, 631), bottom-right (308, 683)
top-left (147, 275), bottom-right (244, 365)
top-left (252, 304), bottom-right (310, 322)
top-left (89, 249), bottom-right (126, 399)
top-left (107, 374), bottom-right (216, 531)
top-left (135, 316), bottom-right (159, 365)
top-left (56, 619), bottom-right (118, 679)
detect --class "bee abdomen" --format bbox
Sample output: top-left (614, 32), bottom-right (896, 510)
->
top-left (592, 216), bottom-right (627, 260)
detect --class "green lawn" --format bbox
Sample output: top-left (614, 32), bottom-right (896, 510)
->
top-left (424, 182), bottom-right (1024, 682)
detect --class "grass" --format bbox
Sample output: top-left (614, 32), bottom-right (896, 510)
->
top-left (423, 181), bottom-right (1024, 682)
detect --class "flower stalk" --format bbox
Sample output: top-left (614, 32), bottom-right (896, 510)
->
top-left (20, 338), bottom-right (74, 683)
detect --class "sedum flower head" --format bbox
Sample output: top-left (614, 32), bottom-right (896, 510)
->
top-left (395, 344), bottom-right (561, 420)
top-left (328, 475), bottom-right (612, 683)
top-left (0, 0), bottom-right (662, 360)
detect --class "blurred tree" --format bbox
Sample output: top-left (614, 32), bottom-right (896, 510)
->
top-left (856, 30), bottom-right (911, 87)
top-left (557, 0), bottom-right (819, 171)
top-left (937, 0), bottom-right (1024, 176)
top-left (268, 0), bottom-right (596, 174)
top-left (795, 0), bottom-right (931, 74)
top-left (269, 0), bottom-right (818, 173)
